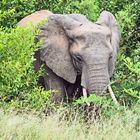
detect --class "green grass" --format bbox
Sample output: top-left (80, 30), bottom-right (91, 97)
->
top-left (0, 105), bottom-right (140, 140)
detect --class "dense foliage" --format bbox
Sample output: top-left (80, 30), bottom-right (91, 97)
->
top-left (0, 0), bottom-right (140, 109)
top-left (0, 26), bottom-right (51, 109)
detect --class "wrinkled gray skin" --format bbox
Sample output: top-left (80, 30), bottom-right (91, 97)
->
top-left (20, 11), bottom-right (121, 103)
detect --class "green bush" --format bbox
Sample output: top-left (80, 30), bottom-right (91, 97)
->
top-left (110, 1), bottom-right (140, 105)
top-left (0, 26), bottom-right (51, 110)
top-left (0, 0), bottom-right (100, 29)
top-left (0, 0), bottom-right (37, 28)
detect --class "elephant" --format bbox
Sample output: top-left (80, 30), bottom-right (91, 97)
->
top-left (18, 10), bottom-right (121, 103)
top-left (17, 10), bottom-right (53, 27)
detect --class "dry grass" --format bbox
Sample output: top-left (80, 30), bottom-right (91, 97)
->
top-left (0, 106), bottom-right (139, 140)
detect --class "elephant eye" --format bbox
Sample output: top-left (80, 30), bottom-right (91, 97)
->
top-left (69, 37), bottom-right (74, 44)
top-left (109, 54), bottom-right (113, 59)
top-left (75, 55), bottom-right (82, 62)
top-left (72, 55), bottom-right (82, 73)
top-left (75, 36), bottom-right (85, 42)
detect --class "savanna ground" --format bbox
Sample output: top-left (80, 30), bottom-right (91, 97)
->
top-left (0, 0), bottom-right (140, 139)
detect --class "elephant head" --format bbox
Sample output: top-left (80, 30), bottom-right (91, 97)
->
top-left (39, 11), bottom-right (121, 96)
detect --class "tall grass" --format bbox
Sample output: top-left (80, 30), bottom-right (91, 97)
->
top-left (0, 105), bottom-right (139, 140)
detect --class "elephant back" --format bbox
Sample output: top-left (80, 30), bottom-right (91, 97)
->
top-left (17, 10), bottom-right (53, 27)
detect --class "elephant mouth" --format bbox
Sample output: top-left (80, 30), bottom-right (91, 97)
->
top-left (82, 85), bottom-right (108, 97)
top-left (82, 85), bottom-right (118, 105)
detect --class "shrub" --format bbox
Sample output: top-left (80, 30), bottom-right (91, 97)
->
top-left (0, 26), bottom-right (50, 110)
top-left (110, 1), bottom-right (140, 105)
top-left (0, 0), bottom-right (100, 29)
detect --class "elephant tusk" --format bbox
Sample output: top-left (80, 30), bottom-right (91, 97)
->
top-left (82, 87), bottom-right (90, 106)
top-left (108, 85), bottom-right (118, 105)
top-left (82, 87), bottom-right (88, 97)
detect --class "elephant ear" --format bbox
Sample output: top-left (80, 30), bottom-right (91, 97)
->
top-left (38, 14), bottom-right (82, 83)
top-left (96, 11), bottom-right (121, 78)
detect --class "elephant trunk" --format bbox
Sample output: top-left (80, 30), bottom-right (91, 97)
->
top-left (82, 63), bottom-right (110, 95)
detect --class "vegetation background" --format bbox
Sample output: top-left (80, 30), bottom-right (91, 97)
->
top-left (0, 0), bottom-right (140, 139)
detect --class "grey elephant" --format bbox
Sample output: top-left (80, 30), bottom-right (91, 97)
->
top-left (18, 10), bottom-right (121, 103)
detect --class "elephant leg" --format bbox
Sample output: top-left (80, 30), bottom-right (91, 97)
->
top-left (43, 66), bottom-right (66, 103)
top-left (64, 75), bottom-right (82, 102)
top-left (33, 50), bottom-right (65, 103)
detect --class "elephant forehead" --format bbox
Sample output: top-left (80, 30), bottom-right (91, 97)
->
top-left (86, 25), bottom-right (110, 46)
top-left (71, 23), bottom-right (110, 39)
